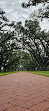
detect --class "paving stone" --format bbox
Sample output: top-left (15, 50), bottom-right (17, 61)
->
top-left (0, 72), bottom-right (49, 111)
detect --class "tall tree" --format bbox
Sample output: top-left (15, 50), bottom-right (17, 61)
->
top-left (0, 9), bottom-right (20, 72)
top-left (21, 0), bottom-right (49, 70)
top-left (15, 20), bottom-right (49, 70)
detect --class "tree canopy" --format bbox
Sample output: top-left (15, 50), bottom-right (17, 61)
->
top-left (15, 20), bottom-right (49, 70)
top-left (0, 7), bottom-right (49, 71)
top-left (0, 9), bottom-right (20, 71)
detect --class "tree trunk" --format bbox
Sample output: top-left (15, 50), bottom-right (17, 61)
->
top-left (0, 66), bottom-right (1, 72)
top-left (4, 66), bottom-right (6, 72)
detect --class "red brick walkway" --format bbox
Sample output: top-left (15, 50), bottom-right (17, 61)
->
top-left (0, 72), bottom-right (49, 111)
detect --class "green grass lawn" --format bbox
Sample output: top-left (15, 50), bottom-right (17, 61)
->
top-left (26, 71), bottom-right (49, 77)
top-left (0, 71), bottom-right (49, 77)
top-left (0, 71), bottom-right (18, 76)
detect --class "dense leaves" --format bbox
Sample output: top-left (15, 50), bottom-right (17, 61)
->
top-left (0, 7), bottom-right (49, 71)
top-left (22, 0), bottom-right (49, 7)
top-left (15, 20), bottom-right (49, 70)
top-left (0, 9), bottom-right (20, 71)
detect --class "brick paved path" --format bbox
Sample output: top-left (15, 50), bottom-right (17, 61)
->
top-left (0, 72), bottom-right (49, 111)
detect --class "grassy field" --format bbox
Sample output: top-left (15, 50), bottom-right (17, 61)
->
top-left (0, 71), bottom-right (49, 77)
top-left (26, 71), bottom-right (49, 77)
top-left (0, 71), bottom-right (18, 76)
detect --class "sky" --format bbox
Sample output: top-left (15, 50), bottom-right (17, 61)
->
top-left (0, 0), bottom-right (49, 31)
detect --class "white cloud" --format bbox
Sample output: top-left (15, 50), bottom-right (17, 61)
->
top-left (40, 18), bottom-right (49, 31)
top-left (0, 0), bottom-right (49, 31)
top-left (0, 0), bottom-right (34, 22)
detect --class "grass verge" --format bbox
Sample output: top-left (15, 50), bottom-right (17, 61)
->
top-left (26, 71), bottom-right (49, 77)
top-left (0, 71), bottom-right (18, 76)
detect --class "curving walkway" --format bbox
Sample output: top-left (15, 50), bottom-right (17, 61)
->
top-left (0, 72), bottom-right (49, 111)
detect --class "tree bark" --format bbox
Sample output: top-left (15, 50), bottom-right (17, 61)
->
top-left (0, 66), bottom-right (1, 72)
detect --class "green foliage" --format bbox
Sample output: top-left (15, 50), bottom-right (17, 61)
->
top-left (0, 9), bottom-right (20, 72)
top-left (16, 20), bottom-right (49, 71)
top-left (22, 0), bottom-right (49, 7)
top-left (0, 8), bottom-right (49, 72)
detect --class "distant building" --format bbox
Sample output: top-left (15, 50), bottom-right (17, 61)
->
top-left (17, 65), bottom-right (26, 71)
